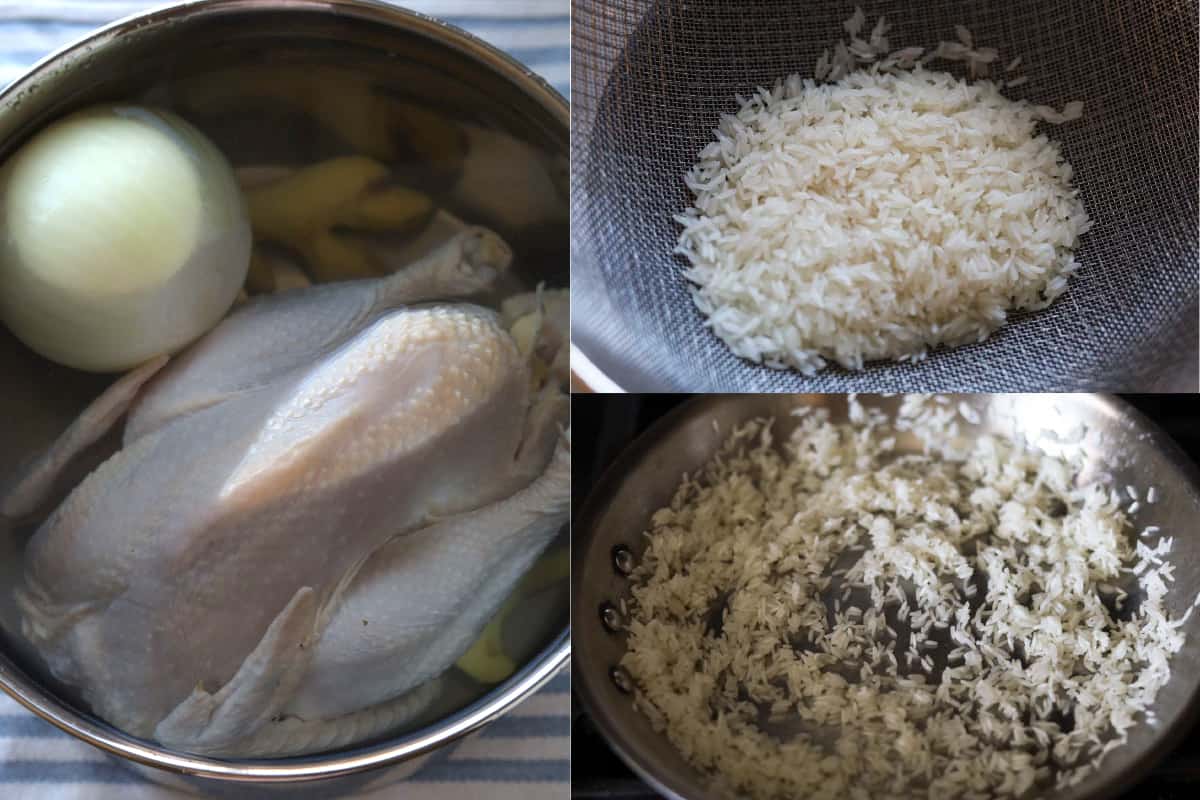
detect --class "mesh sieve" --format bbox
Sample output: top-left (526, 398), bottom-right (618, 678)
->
top-left (571, 0), bottom-right (1200, 392)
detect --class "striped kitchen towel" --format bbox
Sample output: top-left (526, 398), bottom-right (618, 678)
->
top-left (0, 0), bottom-right (570, 97)
top-left (0, 1), bottom-right (569, 796)
top-left (0, 671), bottom-right (570, 798)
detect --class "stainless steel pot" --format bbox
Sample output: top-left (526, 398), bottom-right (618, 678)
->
top-left (0, 0), bottom-right (568, 794)
top-left (573, 394), bottom-right (1200, 800)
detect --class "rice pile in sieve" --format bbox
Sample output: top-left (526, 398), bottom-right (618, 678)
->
top-left (675, 10), bottom-right (1092, 375)
top-left (620, 397), bottom-right (1194, 799)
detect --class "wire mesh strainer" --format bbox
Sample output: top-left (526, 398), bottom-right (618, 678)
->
top-left (571, 0), bottom-right (1199, 392)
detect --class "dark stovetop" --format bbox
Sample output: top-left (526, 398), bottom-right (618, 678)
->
top-left (571, 394), bottom-right (1200, 800)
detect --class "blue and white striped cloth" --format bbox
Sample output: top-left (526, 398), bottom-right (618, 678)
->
top-left (0, 0), bottom-right (570, 98)
top-left (0, 672), bottom-right (570, 798)
top-left (0, 2), bottom-right (569, 796)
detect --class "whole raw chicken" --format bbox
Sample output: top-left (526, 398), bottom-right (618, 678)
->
top-left (0, 228), bottom-right (569, 757)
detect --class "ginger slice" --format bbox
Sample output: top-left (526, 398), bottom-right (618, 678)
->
top-left (245, 156), bottom-right (434, 283)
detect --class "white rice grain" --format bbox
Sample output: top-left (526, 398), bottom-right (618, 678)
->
top-left (622, 397), bottom-right (1186, 799)
top-left (677, 68), bottom-right (1091, 374)
top-left (844, 6), bottom-right (865, 37)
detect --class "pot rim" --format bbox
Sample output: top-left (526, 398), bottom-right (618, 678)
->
top-left (0, 0), bottom-right (570, 782)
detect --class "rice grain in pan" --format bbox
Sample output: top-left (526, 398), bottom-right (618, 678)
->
top-left (621, 397), bottom-right (1193, 800)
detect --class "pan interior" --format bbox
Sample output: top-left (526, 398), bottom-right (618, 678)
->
top-left (573, 394), bottom-right (1200, 800)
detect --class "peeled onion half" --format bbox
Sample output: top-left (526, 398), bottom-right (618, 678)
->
top-left (0, 105), bottom-right (251, 372)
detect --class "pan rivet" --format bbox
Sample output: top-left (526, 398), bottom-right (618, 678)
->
top-left (613, 545), bottom-right (636, 575)
top-left (610, 665), bottom-right (634, 694)
top-left (600, 602), bottom-right (625, 632)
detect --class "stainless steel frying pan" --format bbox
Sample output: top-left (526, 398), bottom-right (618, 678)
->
top-left (573, 394), bottom-right (1200, 800)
